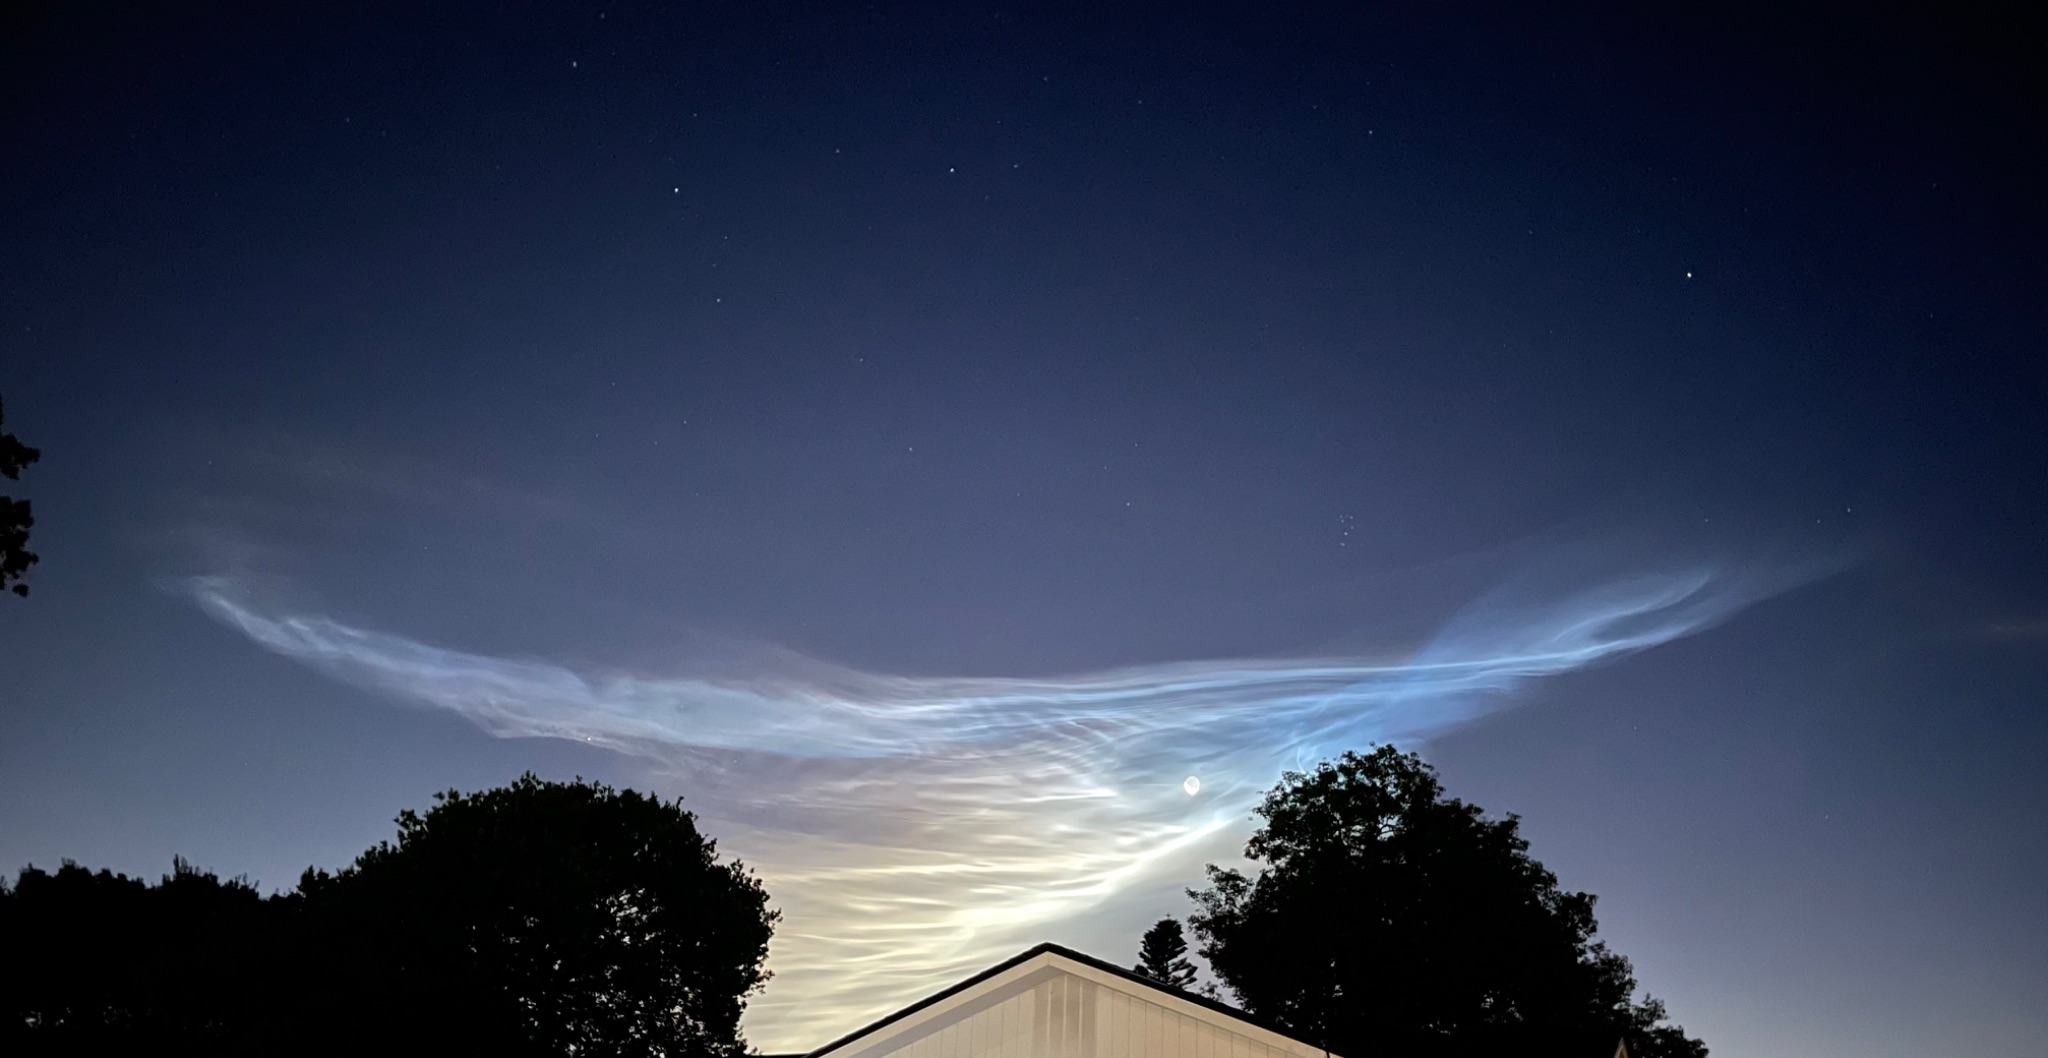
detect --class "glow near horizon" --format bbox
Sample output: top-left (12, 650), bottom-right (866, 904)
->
top-left (185, 559), bottom-right (1807, 1049)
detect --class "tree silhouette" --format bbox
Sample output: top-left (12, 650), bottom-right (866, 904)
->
top-left (2, 775), bottom-right (777, 1057)
top-left (0, 858), bottom-right (293, 1052)
top-left (1133, 917), bottom-right (1199, 989)
top-left (0, 397), bottom-right (38, 596)
top-left (1187, 747), bottom-right (1706, 1058)
top-left (298, 773), bottom-right (777, 1058)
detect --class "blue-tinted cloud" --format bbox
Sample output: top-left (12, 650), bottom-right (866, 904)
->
top-left (184, 555), bottom-right (1817, 1047)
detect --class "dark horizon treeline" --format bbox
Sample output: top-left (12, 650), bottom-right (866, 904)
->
top-left (6, 755), bottom-right (1706, 1058)
top-left (1, 858), bottom-right (303, 1048)
top-left (0, 856), bottom-right (574, 1051)
top-left (0, 774), bottom-right (776, 1058)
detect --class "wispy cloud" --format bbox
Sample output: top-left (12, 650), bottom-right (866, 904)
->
top-left (183, 555), bottom-right (1821, 1048)
top-left (144, 432), bottom-right (621, 580)
top-left (1979, 617), bottom-right (2048, 642)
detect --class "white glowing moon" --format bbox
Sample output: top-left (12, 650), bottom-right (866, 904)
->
top-left (1183, 775), bottom-right (1201, 796)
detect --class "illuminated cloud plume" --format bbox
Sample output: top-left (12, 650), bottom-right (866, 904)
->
top-left (186, 559), bottom-right (1808, 1049)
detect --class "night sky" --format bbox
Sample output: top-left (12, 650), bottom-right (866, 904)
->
top-left (3, 3), bottom-right (2044, 1055)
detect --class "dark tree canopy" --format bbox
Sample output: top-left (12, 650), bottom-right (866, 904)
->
top-left (1, 775), bottom-right (778, 1058)
top-left (301, 773), bottom-right (778, 1058)
top-left (0, 858), bottom-right (294, 1051)
top-left (1187, 747), bottom-right (1706, 1058)
top-left (1132, 917), bottom-right (1198, 990)
top-left (0, 397), bottom-right (37, 597)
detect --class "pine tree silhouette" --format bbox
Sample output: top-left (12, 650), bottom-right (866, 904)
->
top-left (1133, 917), bottom-right (1198, 990)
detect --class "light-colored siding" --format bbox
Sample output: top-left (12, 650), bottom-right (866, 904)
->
top-left (841, 967), bottom-right (1311, 1058)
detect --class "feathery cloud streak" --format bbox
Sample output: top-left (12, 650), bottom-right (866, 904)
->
top-left (184, 559), bottom-right (1810, 1047)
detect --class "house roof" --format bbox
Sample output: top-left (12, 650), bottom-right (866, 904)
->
top-left (798, 942), bottom-right (1334, 1058)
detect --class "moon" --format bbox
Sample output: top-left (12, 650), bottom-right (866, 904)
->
top-left (1183, 775), bottom-right (1201, 796)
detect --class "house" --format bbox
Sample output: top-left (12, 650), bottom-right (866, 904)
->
top-left (783, 944), bottom-right (1342, 1058)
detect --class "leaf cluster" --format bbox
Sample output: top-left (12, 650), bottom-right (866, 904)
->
top-left (1132, 917), bottom-right (1198, 990)
top-left (0, 859), bottom-right (286, 1048)
top-left (1187, 747), bottom-right (1705, 1058)
top-left (1, 774), bottom-right (777, 1057)
top-left (0, 397), bottom-right (38, 597)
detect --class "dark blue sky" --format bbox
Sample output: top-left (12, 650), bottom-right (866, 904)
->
top-left (3, 4), bottom-right (2043, 1054)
